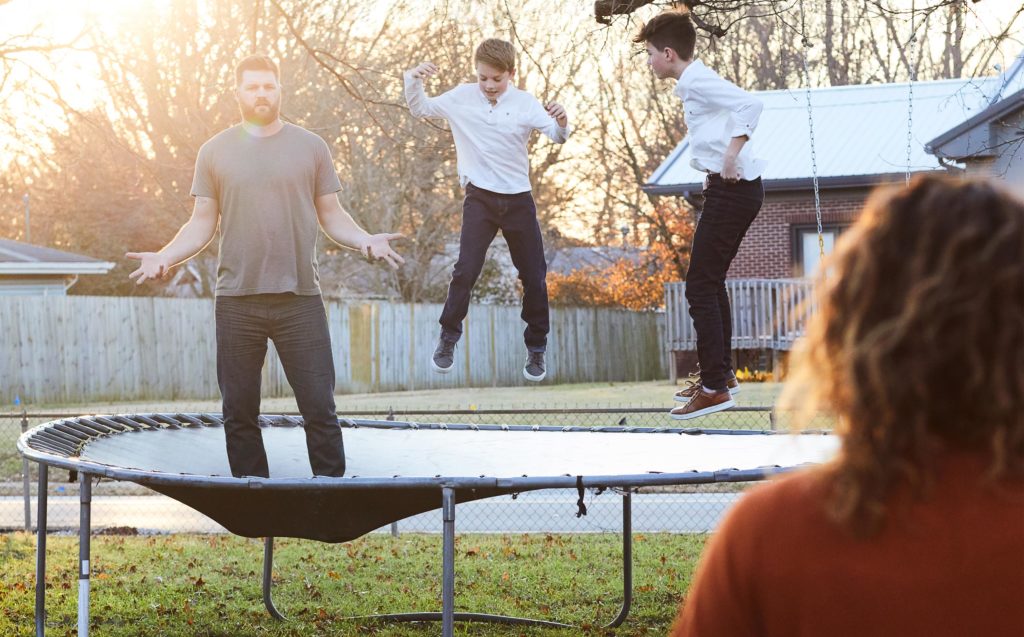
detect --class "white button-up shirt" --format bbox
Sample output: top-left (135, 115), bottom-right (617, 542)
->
top-left (404, 73), bottom-right (570, 194)
top-left (674, 60), bottom-right (766, 180)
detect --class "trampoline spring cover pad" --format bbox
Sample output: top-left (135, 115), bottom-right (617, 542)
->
top-left (19, 414), bottom-right (839, 542)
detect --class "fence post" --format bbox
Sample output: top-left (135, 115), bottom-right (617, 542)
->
top-left (22, 409), bottom-right (31, 531)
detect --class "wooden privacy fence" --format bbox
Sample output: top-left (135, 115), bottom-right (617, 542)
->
top-left (0, 296), bottom-right (667, 404)
top-left (664, 279), bottom-right (814, 374)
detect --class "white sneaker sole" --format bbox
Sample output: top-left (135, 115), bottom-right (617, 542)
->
top-left (523, 367), bottom-right (546, 382)
top-left (670, 397), bottom-right (736, 420)
top-left (430, 358), bottom-right (454, 374)
top-left (673, 383), bottom-right (740, 403)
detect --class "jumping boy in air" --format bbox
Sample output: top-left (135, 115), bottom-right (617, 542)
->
top-left (635, 12), bottom-right (766, 419)
top-left (404, 38), bottom-right (570, 382)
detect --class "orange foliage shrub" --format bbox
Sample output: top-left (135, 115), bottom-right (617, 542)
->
top-left (548, 199), bottom-right (695, 311)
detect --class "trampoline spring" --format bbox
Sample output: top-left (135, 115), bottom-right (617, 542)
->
top-left (93, 417), bottom-right (130, 433)
top-left (176, 414), bottom-right (206, 428)
top-left (52, 424), bottom-right (90, 442)
top-left (279, 415), bottom-right (302, 427)
top-left (130, 415), bottom-right (163, 430)
top-left (153, 414), bottom-right (182, 428)
top-left (64, 421), bottom-right (106, 439)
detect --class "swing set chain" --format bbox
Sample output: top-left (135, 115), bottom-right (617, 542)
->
top-left (906, 1), bottom-right (917, 186)
top-left (798, 0), bottom-right (825, 258)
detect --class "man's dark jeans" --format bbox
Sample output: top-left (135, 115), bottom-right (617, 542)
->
top-left (215, 293), bottom-right (345, 478)
top-left (439, 182), bottom-right (549, 352)
top-left (685, 175), bottom-right (764, 391)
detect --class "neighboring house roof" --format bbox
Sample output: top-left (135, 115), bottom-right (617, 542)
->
top-left (927, 50), bottom-right (1024, 160)
top-left (315, 242), bottom-right (649, 301)
top-left (926, 87), bottom-right (1024, 159)
top-left (0, 238), bottom-right (115, 275)
top-left (646, 56), bottom-right (1024, 195)
top-left (547, 246), bottom-right (644, 276)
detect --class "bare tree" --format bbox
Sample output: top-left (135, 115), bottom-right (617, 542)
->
top-left (1, 0), bottom-right (1020, 303)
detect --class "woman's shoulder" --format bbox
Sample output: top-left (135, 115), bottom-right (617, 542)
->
top-left (728, 466), bottom-right (830, 525)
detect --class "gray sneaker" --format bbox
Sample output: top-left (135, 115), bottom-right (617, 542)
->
top-left (523, 351), bottom-right (546, 382)
top-left (431, 337), bottom-right (456, 374)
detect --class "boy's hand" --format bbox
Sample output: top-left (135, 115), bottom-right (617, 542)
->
top-left (721, 155), bottom-right (741, 183)
top-left (409, 62), bottom-right (438, 80)
top-left (546, 102), bottom-right (568, 127)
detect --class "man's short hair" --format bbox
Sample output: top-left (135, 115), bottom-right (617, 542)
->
top-left (474, 38), bottom-right (516, 73)
top-left (633, 12), bottom-right (696, 61)
top-left (235, 55), bottom-right (280, 86)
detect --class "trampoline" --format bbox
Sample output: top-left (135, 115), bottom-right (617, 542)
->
top-left (19, 413), bottom-right (839, 636)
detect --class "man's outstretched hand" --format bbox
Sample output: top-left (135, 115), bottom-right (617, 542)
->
top-left (126, 252), bottom-right (173, 285)
top-left (361, 233), bottom-right (406, 269)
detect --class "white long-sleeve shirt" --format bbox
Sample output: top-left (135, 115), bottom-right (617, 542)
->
top-left (404, 73), bottom-right (570, 194)
top-left (674, 60), bottom-right (766, 180)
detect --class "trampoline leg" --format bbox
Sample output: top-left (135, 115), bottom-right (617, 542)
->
top-left (604, 490), bottom-right (634, 629)
top-left (35, 463), bottom-right (47, 637)
top-left (78, 473), bottom-right (91, 637)
top-left (263, 537), bottom-right (286, 620)
top-left (441, 487), bottom-right (456, 637)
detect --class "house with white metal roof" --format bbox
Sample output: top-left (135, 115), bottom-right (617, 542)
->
top-left (0, 238), bottom-right (115, 295)
top-left (645, 53), bottom-right (1024, 278)
top-left (926, 59), bottom-right (1024, 195)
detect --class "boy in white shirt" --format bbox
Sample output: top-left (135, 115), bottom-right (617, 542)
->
top-left (635, 12), bottom-right (766, 419)
top-left (404, 38), bottom-right (570, 382)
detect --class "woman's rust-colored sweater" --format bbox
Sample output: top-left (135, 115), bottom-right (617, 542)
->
top-left (671, 455), bottom-right (1024, 637)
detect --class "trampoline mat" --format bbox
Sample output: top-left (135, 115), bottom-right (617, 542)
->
top-left (22, 416), bottom-right (839, 542)
top-left (79, 424), bottom-right (839, 479)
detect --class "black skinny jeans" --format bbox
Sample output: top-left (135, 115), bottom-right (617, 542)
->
top-left (685, 175), bottom-right (764, 391)
top-left (439, 183), bottom-right (549, 352)
top-left (215, 293), bottom-right (345, 478)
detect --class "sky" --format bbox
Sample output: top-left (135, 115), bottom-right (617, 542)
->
top-left (3, 0), bottom-right (1022, 110)
top-left (1, 0), bottom-right (1021, 175)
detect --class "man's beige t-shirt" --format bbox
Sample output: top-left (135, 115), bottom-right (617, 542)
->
top-left (190, 122), bottom-right (342, 296)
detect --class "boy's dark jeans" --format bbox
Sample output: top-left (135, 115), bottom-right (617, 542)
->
top-left (685, 174), bottom-right (764, 391)
top-left (215, 293), bottom-right (345, 478)
top-left (439, 182), bottom-right (549, 352)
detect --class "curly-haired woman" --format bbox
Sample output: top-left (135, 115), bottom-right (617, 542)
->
top-left (670, 174), bottom-right (1024, 637)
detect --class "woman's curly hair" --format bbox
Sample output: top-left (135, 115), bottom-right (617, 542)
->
top-left (780, 174), bottom-right (1024, 537)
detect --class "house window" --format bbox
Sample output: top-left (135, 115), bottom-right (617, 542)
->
top-left (792, 224), bottom-right (847, 277)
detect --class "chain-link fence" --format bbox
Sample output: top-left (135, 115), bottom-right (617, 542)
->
top-left (3, 406), bottom-right (836, 536)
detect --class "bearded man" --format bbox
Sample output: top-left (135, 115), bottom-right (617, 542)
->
top-left (126, 55), bottom-right (403, 478)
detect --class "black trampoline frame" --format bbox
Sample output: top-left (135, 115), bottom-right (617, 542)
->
top-left (19, 413), bottom-right (814, 637)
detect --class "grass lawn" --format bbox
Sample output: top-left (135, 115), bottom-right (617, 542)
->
top-left (12, 379), bottom-right (784, 414)
top-left (1, 381), bottom-right (786, 633)
top-left (0, 531), bottom-right (706, 636)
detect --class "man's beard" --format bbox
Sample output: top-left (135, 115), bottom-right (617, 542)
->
top-left (240, 100), bottom-right (280, 126)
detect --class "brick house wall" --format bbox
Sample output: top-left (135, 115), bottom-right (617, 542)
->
top-left (727, 187), bottom-right (874, 278)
